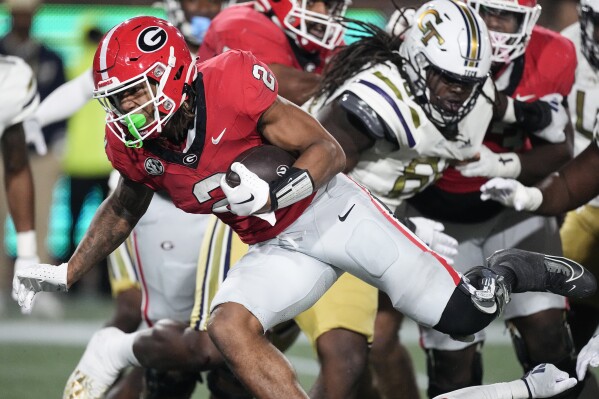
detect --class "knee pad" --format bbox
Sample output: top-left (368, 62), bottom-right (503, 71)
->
top-left (207, 365), bottom-right (253, 399)
top-left (425, 346), bottom-right (483, 399)
top-left (144, 368), bottom-right (198, 399)
top-left (507, 316), bottom-right (575, 374)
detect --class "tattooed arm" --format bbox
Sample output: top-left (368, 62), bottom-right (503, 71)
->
top-left (66, 175), bottom-right (154, 286)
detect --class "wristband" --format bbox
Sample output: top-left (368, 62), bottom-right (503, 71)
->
top-left (17, 230), bottom-right (37, 258)
top-left (269, 167), bottom-right (315, 211)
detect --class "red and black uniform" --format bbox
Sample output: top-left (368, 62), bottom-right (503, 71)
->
top-left (105, 50), bottom-right (314, 244)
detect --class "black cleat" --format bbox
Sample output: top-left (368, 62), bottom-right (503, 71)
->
top-left (487, 249), bottom-right (597, 299)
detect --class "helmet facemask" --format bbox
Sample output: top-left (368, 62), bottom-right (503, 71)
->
top-left (580, 2), bottom-right (599, 70)
top-left (95, 49), bottom-right (184, 148)
top-left (468, 0), bottom-right (540, 64)
top-left (403, 55), bottom-right (486, 135)
top-left (258, 0), bottom-right (349, 52)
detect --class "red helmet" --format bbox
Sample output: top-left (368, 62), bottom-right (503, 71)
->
top-left (467, 0), bottom-right (541, 63)
top-left (93, 16), bottom-right (197, 148)
top-left (254, 0), bottom-right (349, 53)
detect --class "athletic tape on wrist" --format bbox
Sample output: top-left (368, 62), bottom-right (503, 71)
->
top-left (269, 167), bottom-right (314, 211)
top-left (17, 230), bottom-right (37, 258)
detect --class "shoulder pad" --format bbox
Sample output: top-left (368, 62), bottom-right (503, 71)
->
top-left (337, 91), bottom-right (396, 144)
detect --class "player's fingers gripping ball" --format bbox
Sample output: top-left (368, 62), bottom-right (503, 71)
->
top-left (220, 163), bottom-right (271, 216)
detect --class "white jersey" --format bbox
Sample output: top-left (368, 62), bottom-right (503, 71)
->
top-left (0, 55), bottom-right (39, 135)
top-left (306, 61), bottom-right (495, 209)
top-left (562, 23), bottom-right (599, 207)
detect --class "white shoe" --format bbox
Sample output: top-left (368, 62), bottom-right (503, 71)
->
top-left (63, 327), bottom-right (125, 399)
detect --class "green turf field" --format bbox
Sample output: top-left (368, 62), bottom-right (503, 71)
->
top-left (0, 295), bottom-right (594, 399)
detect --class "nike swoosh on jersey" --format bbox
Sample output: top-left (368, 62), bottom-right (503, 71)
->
top-left (212, 128), bottom-right (227, 145)
top-left (338, 204), bottom-right (355, 222)
top-left (515, 94), bottom-right (536, 102)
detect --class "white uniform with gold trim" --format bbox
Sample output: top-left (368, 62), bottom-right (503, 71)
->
top-left (306, 61), bottom-right (495, 209)
top-left (0, 55), bottom-right (39, 135)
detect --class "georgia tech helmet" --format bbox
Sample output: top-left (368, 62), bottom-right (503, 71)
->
top-left (580, 0), bottom-right (599, 70)
top-left (92, 16), bottom-right (197, 148)
top-left (254, 0), bottom-right (349, 52)
top-left (399, 0), bottom-right (492, 129)
top-left (467, 0), bottom-right (541, 63)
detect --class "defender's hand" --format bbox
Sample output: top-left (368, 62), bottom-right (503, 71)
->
top-left (480, 177), bottom-right (543, 212)
top-left (15, 263), bottom-right (68, 314)
top-left (523, 363), bottom-right (577, 398)
top-left (577, 335), bottom-right (599, 380)
top-left (409, 217), bottom-right (458, 265)
top-left (219, 163), bottom-right (270, 216)
top-left (22, 117), bottom-right (48, 156)
top-left (456, 145), bottom-right (521, 178)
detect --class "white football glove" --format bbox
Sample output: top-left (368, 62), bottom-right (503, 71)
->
top-left (456, 145), bottom-right (521, 178)
top-left (14, 263), bottom-right (68, 314)
top-left (522, 363), bottom-right (577, 398)
top-left (480, 177), bottom-right (543, 212)
top-left (577, 335), bottom-right (599, 380)
top-left (533, 93), bottom-right (568, 144)
top-left (22, 117), bottom-right (48, 156)
top-left (386, 8), bottom-right (415, 38)
top-left (218, 163), bottom-right (276, 225)
top-left (409, 217), bottom-right (458, 265)
top-left (12, 255), bottom-right (40, 301)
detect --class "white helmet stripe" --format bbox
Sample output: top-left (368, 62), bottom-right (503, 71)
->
top-left (99, 26), bottom-right (119, 81)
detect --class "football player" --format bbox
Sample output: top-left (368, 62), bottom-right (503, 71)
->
top-left (13, 15), bottom-right (596, 399)
top-left (398, 1), bottom-right (583, 397)
top-left (0, 55), bottom-right (40, 311)
top-left (199, 1), bottom-right (386, 398)
top-left (559, 0), bottom-right (599, 364)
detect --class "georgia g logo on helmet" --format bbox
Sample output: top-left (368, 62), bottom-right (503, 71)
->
top-left (137, 26), bottom-right (168, 53)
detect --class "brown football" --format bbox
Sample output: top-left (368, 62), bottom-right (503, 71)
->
top-left (225, 145), bottom-right (296, 187)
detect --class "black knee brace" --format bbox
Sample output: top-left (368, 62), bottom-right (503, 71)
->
top-left (434, 282), bottom-right (496, 337)
top-left (426, 345), bottom-right (483, 399)
top-left (207, 365), bottom-right (253, 399)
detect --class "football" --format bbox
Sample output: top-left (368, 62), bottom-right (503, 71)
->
top-left (225, 145), bottom-right (296, 187)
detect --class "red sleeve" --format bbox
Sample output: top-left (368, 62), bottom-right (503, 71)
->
top-left (216, 50), bottom-right (279, 123)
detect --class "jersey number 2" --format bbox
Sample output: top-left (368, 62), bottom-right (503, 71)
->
top-left (253, 64), bottom-right (276, 92)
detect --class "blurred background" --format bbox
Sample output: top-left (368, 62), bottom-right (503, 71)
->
top-left (0, 0), bottom-right (588, 398)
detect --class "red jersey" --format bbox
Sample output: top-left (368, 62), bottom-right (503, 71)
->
top-left (437, 26), bottom-right (576, 194)
top-left (199, 3), bottom-right (331, 73)
top-left (105, 50), bottom-right (314, 244)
